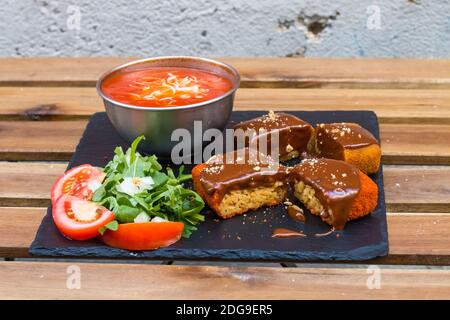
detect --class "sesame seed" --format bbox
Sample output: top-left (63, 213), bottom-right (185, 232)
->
top-left (268, 110), bottom-right (276, 120)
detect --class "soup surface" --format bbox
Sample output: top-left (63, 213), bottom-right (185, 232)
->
top-left (101, 67), bottom-right (233, 107)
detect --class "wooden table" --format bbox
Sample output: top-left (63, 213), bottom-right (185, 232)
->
top-left (0, 57), bottom-right (449, 299)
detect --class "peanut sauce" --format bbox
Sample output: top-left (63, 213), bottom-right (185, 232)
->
top-left (271, 228), bottom-right (306, 238)
top-left (233, 112), bottom-right (314, 159)
top-left (287, 205), bottom-right (306, 222)
top-left (199, 149), bottom-right (289, 202)
top-left (316, 123), bottom-right (379, 160)
top-left (290, 158), bottom-right (361, 230)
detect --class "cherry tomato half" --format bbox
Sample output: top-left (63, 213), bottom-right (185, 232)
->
top-left (52, 195), bottom-right (115, 240)
top-left (51, 164), bottom-right (105, 204)
top-left (100, 221), bottom-right (184, 250)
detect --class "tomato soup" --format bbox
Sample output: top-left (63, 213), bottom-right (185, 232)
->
top-left (101, 67), bottom-right (233, 107)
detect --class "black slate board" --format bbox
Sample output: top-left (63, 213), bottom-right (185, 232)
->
top-left (30, 111), bottom-right (388, 262)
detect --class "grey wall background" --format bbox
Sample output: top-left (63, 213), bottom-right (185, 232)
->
top-left (0, 0), bottom-right (449, 57)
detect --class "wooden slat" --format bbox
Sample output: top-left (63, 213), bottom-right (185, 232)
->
top-left (1, 121), bottom-right (449, 164)
top-left (383, 166), bottom-right (450, 213)
top-left (1, 57), bottom-right (450, 89)
top-left (235, 89), bottom-right (450, 124)
top-left (384, 213), bottom-right (450, 264)
top-left (1, 207), bottom-right (450, 265)
top-left (0, 121), bottom-right (86, 161)
top-left (0, 207), bottom-right (44, 257)
top-left (380, 124), bottom-right (450, 165)
top-left (0, 162), bottom-right (66, 207)
top-left (0, 162), bottom-right (449, 211)
top-left (1, 260), bottom-right (450, 299)
top-left (1, 87), bottom-right (450, 123)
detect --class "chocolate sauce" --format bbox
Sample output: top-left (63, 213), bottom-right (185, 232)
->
top-left (199, 148), bottom-right (289, 201)
top-left (315, 227), bottom-right (336, 237)
top-left (233, 111), bottom-right (314, 159)
top-left (316, 123), bottom-right (379, 160)
top-left (291, 158), bottom-right (361, 230)
top-left (287, 205), bottom-right (306, 222)
top-left (272, 228), bottom-right (306, 238)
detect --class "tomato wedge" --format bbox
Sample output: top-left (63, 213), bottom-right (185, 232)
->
top-left (100, 222), bottom-right (184, 250)
top-left (53, 195), bottom-right (115, 240)
top-left (51, 164), bottom-right (106, 204)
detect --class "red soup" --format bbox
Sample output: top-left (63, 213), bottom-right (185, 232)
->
top-left (101, 67), bottom-right (234, 107)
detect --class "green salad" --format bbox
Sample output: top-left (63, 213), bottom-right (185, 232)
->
top-left (92, 136), bottom-right (205, 238)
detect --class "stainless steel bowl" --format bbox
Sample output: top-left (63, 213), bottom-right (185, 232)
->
top-left (96, 56), bottom-right (240, 159)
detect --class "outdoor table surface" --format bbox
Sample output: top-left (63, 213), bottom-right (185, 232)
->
top-left (0, 57), bottom-right (449, 299)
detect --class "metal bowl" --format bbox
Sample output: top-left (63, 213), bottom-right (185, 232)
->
top-left (96, 56), bottom-right (240, 159)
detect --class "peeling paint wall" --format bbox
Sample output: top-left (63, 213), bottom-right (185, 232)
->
top-left (0, 0), bottom-right (449, 57)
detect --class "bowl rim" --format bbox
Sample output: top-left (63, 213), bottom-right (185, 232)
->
top-left (96, 56), bottom-right (240, 111)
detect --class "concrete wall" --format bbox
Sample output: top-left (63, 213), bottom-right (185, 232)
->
top-left (0, 0), bottom-right (449, 57)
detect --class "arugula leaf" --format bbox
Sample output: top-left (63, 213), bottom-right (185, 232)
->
top-left (92, 185), bottom-right (106, 202)
top-left (98, 220), bottom-right (119, 235)
top-left (93, 136), bottom-right (205, 238)
top-left (129, 135), bottom-right (145, 164)
top-left (151, 171), bottom-right (169, 187)
top-left (115, 205), bottom-right (141, 223)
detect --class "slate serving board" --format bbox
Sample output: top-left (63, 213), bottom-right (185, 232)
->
top-left (30, 111), bottom-right (388, 262)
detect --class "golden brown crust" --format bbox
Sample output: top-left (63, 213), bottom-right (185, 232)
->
top-left (348, 171), bottom-right (378, 221)
top-left (343, 144), bottom-right (381, 175)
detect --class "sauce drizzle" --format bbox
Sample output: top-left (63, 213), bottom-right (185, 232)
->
top-left (287, 205), bottom-right (306, 222)
top-left (272, 228), bottom-right (306, 238)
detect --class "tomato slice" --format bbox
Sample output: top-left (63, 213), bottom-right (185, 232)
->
top-left (100, 222), bottom-right (184, 250)
top-left (52, 195), bottom-right (115, 240)
top-left (51, 164), bottom-right (106, 204)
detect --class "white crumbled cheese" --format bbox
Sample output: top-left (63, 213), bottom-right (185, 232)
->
top-left (151, 216), bottom-right (168, 223)
top-left (87, 179), bottom-right (102, 193)
top-left (117, 176), bottom-right (154, 196)
top-left (134, 212), bottom-right (151, 223)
